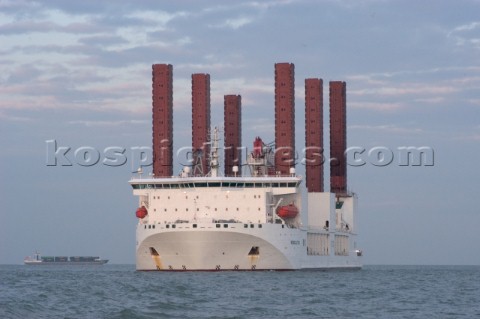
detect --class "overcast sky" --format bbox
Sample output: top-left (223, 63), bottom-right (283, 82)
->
top-left (1, 0), bottom-right (479, 265)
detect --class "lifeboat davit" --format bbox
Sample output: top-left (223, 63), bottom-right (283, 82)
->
top-left (136, 206), bottom-right (148, 219)
top-left (276, 204), bottom-right (298, 218)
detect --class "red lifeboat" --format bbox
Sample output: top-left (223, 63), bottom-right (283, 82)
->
top-left (276, 204), bottom-right (299, 219)
top-left (136, 206), bottom-right (148, 219)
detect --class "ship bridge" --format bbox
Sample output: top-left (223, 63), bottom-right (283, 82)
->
top-left (130, 176), bottom-right (301, 190)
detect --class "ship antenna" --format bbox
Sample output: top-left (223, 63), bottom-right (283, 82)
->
top-left (209, 126), bottom-right (220, 177)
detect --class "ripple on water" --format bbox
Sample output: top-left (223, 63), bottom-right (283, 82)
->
top-left (1, 265), bottom-right (480, 318)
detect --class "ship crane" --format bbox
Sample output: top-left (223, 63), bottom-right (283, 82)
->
top-left (189, 126), bottom-right (222, 178)
top-left (247, 137), bottom-right (275, 177)
top-left (208, 127), bottom-right (220, 177)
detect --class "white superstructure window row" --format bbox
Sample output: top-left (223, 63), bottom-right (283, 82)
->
top-left (131, 181), bottom-right (299, 190)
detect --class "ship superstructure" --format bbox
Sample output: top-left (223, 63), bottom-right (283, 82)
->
top-left (130, 63), bottom-right (362, 271)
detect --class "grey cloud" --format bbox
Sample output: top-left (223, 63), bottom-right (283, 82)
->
top-left (78, 35), bottom-right (130, 47)
top-left (67, 119), bottom-right (149, 127)
top-left (28, 0), bottom-right (116, 15)
top-left (0, 20), bottom-right (112, 35)
top-left (0, 21), bottom-right (58, 35)
top-left (6, 64), bottom-right (43, 84)
top-left (1, 62), bottom-right (119, 109)
top-left (89, 14), bottom-right (161, 29)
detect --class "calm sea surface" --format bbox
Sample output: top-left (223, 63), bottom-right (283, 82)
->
top-left (1, 265), bottom-right (479, 318)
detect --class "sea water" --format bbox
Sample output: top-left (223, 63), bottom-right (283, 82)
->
top-left (1, 265), bottom-right (479, 318)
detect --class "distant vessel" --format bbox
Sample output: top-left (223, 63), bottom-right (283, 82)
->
top-left (24, 252), bottom-right (108, 265)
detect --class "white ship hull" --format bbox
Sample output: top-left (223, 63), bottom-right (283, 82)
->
top-left (136, 223), bottom-right (361, 271)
